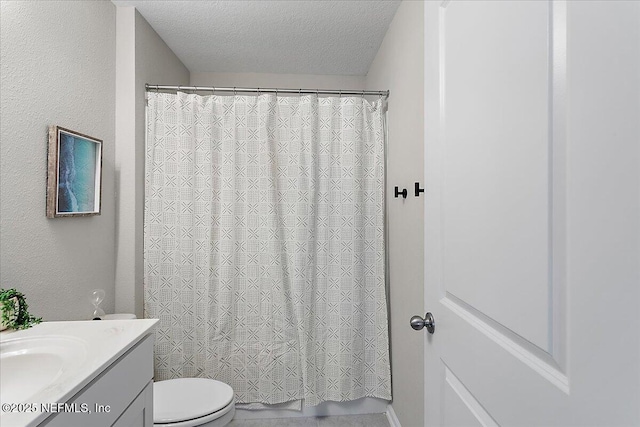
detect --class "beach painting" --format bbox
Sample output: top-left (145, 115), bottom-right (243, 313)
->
top-left (47, 126), bottom-right (102, 217)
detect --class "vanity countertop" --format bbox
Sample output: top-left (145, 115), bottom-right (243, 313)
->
top-left (0, 319), bottom-right (158, 427)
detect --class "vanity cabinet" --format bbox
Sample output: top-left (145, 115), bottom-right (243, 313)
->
top-left (112, 382), bottom-right (153, 427)
top-left (41, 335), bottom-right (154, 427)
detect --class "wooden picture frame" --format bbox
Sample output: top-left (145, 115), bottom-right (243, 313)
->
top-left (46, 126), bottom-right (102, 218)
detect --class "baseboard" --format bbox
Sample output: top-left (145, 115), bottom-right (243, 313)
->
top-left (386, 404), bottom-right (402, 427)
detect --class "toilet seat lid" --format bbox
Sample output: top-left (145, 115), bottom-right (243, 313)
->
top-left (154, 378), bottom-right (234, 424)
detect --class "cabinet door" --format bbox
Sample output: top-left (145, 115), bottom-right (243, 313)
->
top-left (113, 381), bottom-right (153, 427)
top-left (41, 336), bottom-right (153, 427)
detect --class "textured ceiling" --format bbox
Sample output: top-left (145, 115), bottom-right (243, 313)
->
top-left (111, 0), bottom-right (401, 75)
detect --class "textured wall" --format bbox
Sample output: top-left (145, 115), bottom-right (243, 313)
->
top-left (190, 72), bottom-right (365, 91)
top-left (365, 2), bottom-right (425, 426)
top-left (114, 7), bottom-right (190, 316)
top-left (0, 0), bottom-right (116, 320)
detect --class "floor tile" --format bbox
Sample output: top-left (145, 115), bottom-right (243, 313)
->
top-left (317, 413), bottom-right (390, 427)
top-left (228, 416), bottom-right (319, 427)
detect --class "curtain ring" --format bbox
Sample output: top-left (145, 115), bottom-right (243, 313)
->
top-left (275, 88), bottom-right (278, 97)
top-left (299, 88), bottom-right (302, 96)
top-left (258, 87), bottom-right (261, 96)
top-left (233, 87), bottom-right (237, 96)
top-left (339, 89), bottom-right (342, 97)
top-left (361, 90), bottom-right (365, 99)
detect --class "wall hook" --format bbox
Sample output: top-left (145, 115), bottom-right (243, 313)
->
top-left (395, 186), bottom-right (408, 199)
top-left (415, 182), bottom-right (425, 197)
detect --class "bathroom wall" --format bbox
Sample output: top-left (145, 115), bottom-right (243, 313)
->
top-left (0, 0), bottom-right (117, 320)
top-left (114, 7), bottom-right (190, 317)
top-left (365, 1), bottom-right (425, 426)
top-left (191, 72), bottom-right (365, 91)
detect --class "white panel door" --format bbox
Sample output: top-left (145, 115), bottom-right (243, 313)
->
top-left (423, 1), bottom-right (640, 426)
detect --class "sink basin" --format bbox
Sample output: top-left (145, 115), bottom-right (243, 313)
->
top-left (0, 336), bottom-right (88, 404)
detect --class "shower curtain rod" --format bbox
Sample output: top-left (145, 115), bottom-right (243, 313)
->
top-left (146, 84), bottom-right (389, 99)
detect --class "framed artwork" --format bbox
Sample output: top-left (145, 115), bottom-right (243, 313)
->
top-left (46, 126), bottom-right (102, 218)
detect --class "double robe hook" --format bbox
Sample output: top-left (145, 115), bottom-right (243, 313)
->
top-left (394, 182), bottom-right (425, 199)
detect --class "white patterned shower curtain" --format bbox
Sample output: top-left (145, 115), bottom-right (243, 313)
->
top-left (144, 92), bottom-right (390, 406)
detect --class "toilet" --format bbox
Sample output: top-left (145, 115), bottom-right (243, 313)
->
top-left (153, 378), bottom-right (235, 427)
top-left (106, 315), bottom-right (235, 427)
top-left (103, 313), bottom-right (137, 320)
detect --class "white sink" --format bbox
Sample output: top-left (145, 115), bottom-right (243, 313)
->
top-left (0, 336), bottom-right (88, 404)
top-left (0, 320), bottom-right (158, 427)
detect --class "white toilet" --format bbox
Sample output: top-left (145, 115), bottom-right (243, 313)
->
top-left (105, 315), bottom-right (235, 427)
top-left (153, 378), bottom-right (235, 427)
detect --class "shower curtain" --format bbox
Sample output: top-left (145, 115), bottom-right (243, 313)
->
top-left (144, 91), bottom-right (390, 406)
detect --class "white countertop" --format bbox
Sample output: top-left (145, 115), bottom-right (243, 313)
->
top-left (0, 319), bottom-right (158, 427)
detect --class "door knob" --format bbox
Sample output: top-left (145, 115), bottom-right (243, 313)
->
top-left (410, 312), bottom-right (435, 334)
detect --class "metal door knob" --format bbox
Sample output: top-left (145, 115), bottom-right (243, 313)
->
top-left (410, 312), bottom-right (435, 334)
